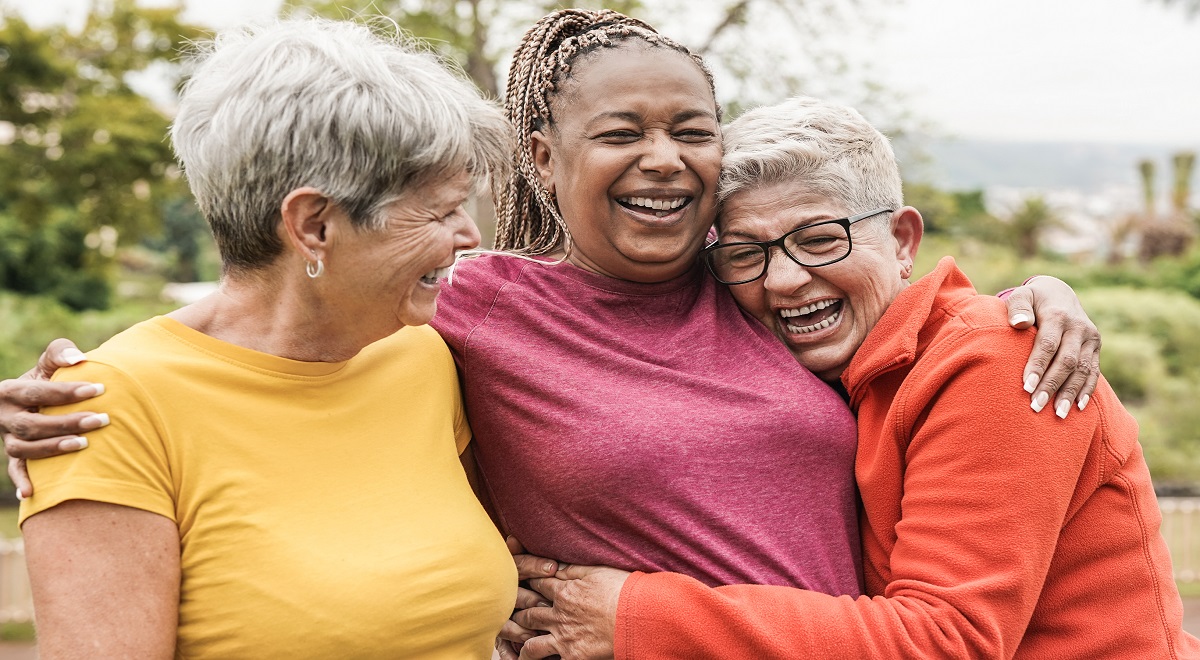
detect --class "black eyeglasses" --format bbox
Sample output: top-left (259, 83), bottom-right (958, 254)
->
top-left (702, 208), bottom-right (893, 285)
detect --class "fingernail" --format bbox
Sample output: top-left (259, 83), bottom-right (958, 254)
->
top-left (1077, 393), bottom-right (1090, 411)
top-left (543, 561), bottom-right (556, 573)
top-left (1010, 313), bottom-right (1031, 326)
top-left (1055, 399), bottom-right (1071, 419)
top-left (15, 490), bottom-right (24, 502)
top-left (61, 348), bottom-right (87, 365)
top-left (537, 601), bottom-right (551, 607)
top-left (80, 413), bottom-right (110, 430)
top-left (1023, 373), bottom-right (1040, 394)
top-left (74, 383), bottom-right (105, 398)
top-left (1031, 391), bottom-right (1049, 413)
top-left (58, 437), bottom-right (88, 451)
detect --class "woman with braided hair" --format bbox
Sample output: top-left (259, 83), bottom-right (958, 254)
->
top-left (1, 9), bottom-right (1103, 656)
top-left (438, 8), bottom-right (1104, 652)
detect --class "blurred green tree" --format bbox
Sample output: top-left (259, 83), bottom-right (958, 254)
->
top-left (286, 0), bottom-right (900, 119)
top-left (1004, 196), bottom-right (1063, 259)
top-left (0, 1), bottom-right (205, 308)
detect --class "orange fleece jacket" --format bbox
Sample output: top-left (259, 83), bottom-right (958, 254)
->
top-left (614, 258), bottom-right (1199, 659)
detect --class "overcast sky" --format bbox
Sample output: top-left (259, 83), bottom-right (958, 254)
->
top-left (5, 0), bottom-right (1199, 146)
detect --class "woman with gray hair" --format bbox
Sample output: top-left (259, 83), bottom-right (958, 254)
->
top-left (510, 96), bottom-right (1197, 659)
top-left (16, 18), bottom-right (517, 658)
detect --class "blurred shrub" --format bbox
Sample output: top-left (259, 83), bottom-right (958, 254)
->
top-left (1098, 333), bottom-right (1166, 403)
top-left (1078, 287), bottom-right (1200, 379)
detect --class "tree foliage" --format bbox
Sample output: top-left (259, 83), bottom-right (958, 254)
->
top-left (0, 1), bottom-right (205, 308)
top-left (286, 0), bottom-right (901, 124)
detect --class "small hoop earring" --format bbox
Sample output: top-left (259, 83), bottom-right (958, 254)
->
top-left (306, 258), bottom-right (325, 279)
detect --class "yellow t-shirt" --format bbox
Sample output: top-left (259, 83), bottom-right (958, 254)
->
top-left (20, 317), bottom-right (516, 659)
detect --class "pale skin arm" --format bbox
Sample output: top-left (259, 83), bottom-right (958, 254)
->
top-left (23, 500), bottom-right (180, 659)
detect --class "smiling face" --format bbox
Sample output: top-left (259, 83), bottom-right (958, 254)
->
top-left (719, 182), bottom-right (921, 382)
top-left (531, 44), bottom-right (722, 283)
top-left (333, 170), bottom-right (480, 334)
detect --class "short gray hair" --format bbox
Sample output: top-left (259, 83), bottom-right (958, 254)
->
top-left (718, 96), bottom-right (902, 219)
top-left (171, 18), bottom-right (511, 271)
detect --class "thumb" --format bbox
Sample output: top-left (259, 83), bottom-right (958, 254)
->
top-left (1003, 287), bottom-right (1036, 330)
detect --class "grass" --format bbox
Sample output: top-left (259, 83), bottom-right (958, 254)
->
top-left (0, 622), bottom-right (34, 642)
top-left (0, 507), bottom-right (17, 539)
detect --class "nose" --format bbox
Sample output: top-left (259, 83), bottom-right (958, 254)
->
top-left (638, 133), bottom-right (685, 177)
top-left (761, 246), bottom-right (813, 294)
top-left (455, 205), bottom-right (482, 251)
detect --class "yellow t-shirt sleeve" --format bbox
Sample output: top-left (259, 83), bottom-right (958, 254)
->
top-left (19, 361), bottom-right (176, 526)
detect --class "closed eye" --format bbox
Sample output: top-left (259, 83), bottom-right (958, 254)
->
top-left (595, 130), bottom-right (641, 142)
top-left (675, 129), bottom-right (715, 142)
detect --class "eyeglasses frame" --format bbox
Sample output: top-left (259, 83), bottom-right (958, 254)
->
top-left (702, 207), bottom-right (895, 285)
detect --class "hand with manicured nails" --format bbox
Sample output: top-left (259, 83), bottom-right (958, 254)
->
top-left (1004, 275), bottom-right (1102, 419)
top-left (0, 338), bottom-right (109, 498)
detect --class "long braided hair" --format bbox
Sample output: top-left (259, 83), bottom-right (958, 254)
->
top-left (494, 9), bottom-right (718, 253)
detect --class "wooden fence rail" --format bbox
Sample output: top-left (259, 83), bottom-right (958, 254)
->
top-left (1, 497), bottom-right (1200, 623)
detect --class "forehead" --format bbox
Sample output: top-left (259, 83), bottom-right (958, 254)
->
top-left (551, 44), bottom-right (717, 124)
top-left (720, 183), bottom-right (850, 239)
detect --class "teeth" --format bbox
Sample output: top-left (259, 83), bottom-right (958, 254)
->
top-left (618, 196), bottom-right (687, 211)
top-left (421, 266), bottom-right (451, 282)
top-left (785, 309), bottom-right (841, 334)
top-left (780, 299), bottom-right (836, 318)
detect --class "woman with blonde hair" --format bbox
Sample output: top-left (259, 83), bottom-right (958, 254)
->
top-left (15, 18), bottom-right (517, 658)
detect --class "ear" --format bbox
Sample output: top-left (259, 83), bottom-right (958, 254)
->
top-left (891, 206), bottom-right (924, 278)
top-left (530, 130), bottom-right (556, 195)
top-left (280, 187), bottom-right (334, 262)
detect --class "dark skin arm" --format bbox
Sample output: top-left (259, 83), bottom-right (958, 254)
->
top-left (1, 277), bottom-right (1100, 495)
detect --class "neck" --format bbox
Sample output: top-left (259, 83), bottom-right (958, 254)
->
top-left (167, 265), bottom-right (373, 363)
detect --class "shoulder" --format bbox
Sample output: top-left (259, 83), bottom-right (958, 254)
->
top-left (52, 319), bottom-right (185, 389)
top-left (432, 254), bottom-right (554, 344)
top-left (925, 293), bottom-right (1030, 367)
top-left (363, 324), bottom-right (453, 368)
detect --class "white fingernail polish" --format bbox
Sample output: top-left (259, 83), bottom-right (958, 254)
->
top-left (80, 413), bottom-right (110, 430)
top-left (1023, 373), bottom-right (1040, 394)
top-left (15, 490), bottom-right (24, 502)
top-left (1055, 400), bottom-right (1070, 419)
top-left (1077, 394), bottom-right (1090, 411)
top-left (58, 437), bottom-right (88, 451)
top-left (1031, 391), bottom-right (1049, 413)
top-left (1010, 313), bottom-right (1031, 326)
top-left (75, 383), bottom-right (105, 398)
top-left (61, 348), bottom-right (87, 365)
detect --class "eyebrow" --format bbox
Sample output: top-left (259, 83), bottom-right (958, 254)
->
top-left (718, 229), bottom-right (763, 243)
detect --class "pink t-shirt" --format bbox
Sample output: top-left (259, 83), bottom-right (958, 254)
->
top-left (433, 255), bottom-right (862, 595)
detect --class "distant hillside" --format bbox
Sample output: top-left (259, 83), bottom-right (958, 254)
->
top-left (897, 138), bottom-right (1200, 194)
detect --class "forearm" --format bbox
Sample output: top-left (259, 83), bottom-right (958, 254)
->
top-left (617, 572), bottom-right (1010, 659)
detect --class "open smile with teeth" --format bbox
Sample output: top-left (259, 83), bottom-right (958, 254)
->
top-left (779, 299), bottom-right (843, 334)
top-left (616, 196), bottom-right (690, 217)
top-left (420, 265), bottom-right (452, 285)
